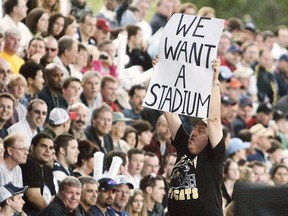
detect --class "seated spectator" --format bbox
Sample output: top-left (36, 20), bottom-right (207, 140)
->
top-left (7, 99), bottom-right (47, 146)
top-left (70, 44), bottom-right (88, 80)
top-left (139, 174), bottom-right (165, 215)
top-left (248, 161), bottom-right (269, 184)
top-left (111, 176), bottom-right (134, 215)
top-left (25, 8), bottom-right (49, 38)
top-left (38, 0), bottom-right (61, 16)
top-left (53, 134), bottom-right (79, 183)
top-left (0, 93), bottom-right (15, 139)
top-left (272, 109), bottom-right (288, 149)
top-left (220, 44), bottom-right (241, 72)
top-left (7, 74), bottom-right (27, 124)
top-left (70, 0), bottom-right (93, 23)
top-left (75, 13), bottom-right (96, 45)
top-left (221, 159), bottom-right (240, 207)
top-left (91, 177), bottom-right (120, 215)
top-left (111, 112), bottom-right (131, 152)
top-left (150, 0), bottom-right (173, 34)
top-left (61, 15), bottom-right (77, 37)
top-left (96, 0), bottom-right (119, 29)
top-left (80, 71), bottom-right (102, 125)
top-left (19, 61), bottom-right (44, 107)
top-left (144, 114), bottom-right (175, 174)
top-left (269, 164), bottom-right (288, 186)
top-left (47, 13), bottom-right (65, 40)
top-left (0, 0), bottom-right (32, 55)
top-left (0, 132), bottom-right (28, 186)
top-left (253, 49), bottom-right (278, 104)
top-left (0, 29), bottom-right (24, 74)
top-left (266, 139), bottom-right (283, 172)
top-left (92, 18), bottom-right (112, 45)
top-left (84, 104), bottom-right (114, 154)
top-left (40, 36), bottom-right (58, 68)
top-left (123, 126), bottom-right (138, 149)
top-left (130, 120), bottom-right (153, 150)
top-left (61, 77), bottom-right (82, 106)
top-left (24, 38), bottom-right (46, 64)
top-left (275, 53), bottom-right (288, 97)
top-left (162, 153), bottom-right (177, 187)
top-left (78, 176), bottom-right (99, 215)
top-left (20, 133), bottom-right (56, 215)
top-left (38, 63), bottom-right (68, 117)
top-left (124, 189), bottom-right (147, 216)
top-left (0, 58), bottom-right (12, 93)
top-left (101, 75), bottom-right (118, 111)
top-left (43, 107), bottom-right (75, 139)
top-left (93, 40), bottom-right (118, 77)
top-left (0, 182), bottom-right (28, 216)
top-left (227, 138), bottom-right (250, 165)
top-left (127, 148), bottom-right (145, 188)
top-left (247, 102), bottom-right (274, 128)
top-left (125, 25), bottom-right (152, 71)
top-left (73, 140), bottom-right (98, 178)
top-left (141, 152), bottom-right (160, 177)
top-left (68, 102), bottom-right (88, 140)
top-left (39, 176), bottom-right (81, 216)
top-left (123, 85), bottom-right (146, 120)
top-left (217, 32), bottom-right (232, 59)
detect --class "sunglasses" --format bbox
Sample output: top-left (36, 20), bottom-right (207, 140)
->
top-left (46, 47), bottom-right (57, 52)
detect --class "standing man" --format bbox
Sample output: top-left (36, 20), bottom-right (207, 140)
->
top-left (164, 60), bottom-right (225, 216)
top-left (20, 133), bottom-right (56, 216)
top-left (39, 176), bottom-right (81, 216)
top-left (78, 176), bottom-right (99, 215)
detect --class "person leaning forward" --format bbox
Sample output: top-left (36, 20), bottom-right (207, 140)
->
top-left (163, 59), bottom-right (226, 216)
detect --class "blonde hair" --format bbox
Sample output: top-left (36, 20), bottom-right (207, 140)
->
top-left (125, 189), bottom-right (147, 216)
top-left (7, 74), bottom-right (27, 90)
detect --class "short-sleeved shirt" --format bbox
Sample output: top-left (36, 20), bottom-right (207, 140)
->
top-left (168, 126), bottom-right (225, 216)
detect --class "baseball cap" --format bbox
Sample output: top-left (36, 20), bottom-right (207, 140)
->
top-left (234, 67), bottom-right (254, 78)
top-left (115, 175), bottom-right (134, 189)
top-left (273, 109), bottom-right (288, 122)
top-left (245, 22), bottom-right (257, 33)
top-left (98, 178), bottom-right (121, 191)
top-left (96, 18), bottom-right (111, 32)
top-left (49, 107), bottom-right (76, 125)
top-left (0, 182), bottom-right (28, 203)
top-left (229, 77), bottom-right (242, 89)
top-left (239, 96), bottom-right (253, 107)
top-left (116, 88), bottom-right (131, 109)
top-left (279, 54), bottom-right (288, 62)
top-left (227, 138), bottom-right (250, 155)
top-left (221, 95), bottom-right (236, 105)
top-left (219, 66), bottom-right (233, 81)
top-left (112, 112), bottom-right (131, 123)
top-left (249, 124), bottom-right (274, 137)
top-left (228, 44), bottom-right (241, 54)
top-left (256, 102), bottom-right (273, 114)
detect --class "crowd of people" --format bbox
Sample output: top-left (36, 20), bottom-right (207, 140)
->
top-left (0, 0), bottom-right (287, 215)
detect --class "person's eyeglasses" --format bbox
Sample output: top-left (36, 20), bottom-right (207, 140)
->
top-left (33, 109), bottom-right (47, 116)
top-left (0, 68), bottom-right (11, 75)
top-left (10, 146), bottom-right (29, 152)
top-left (45, 47), bottom-right (57, 52)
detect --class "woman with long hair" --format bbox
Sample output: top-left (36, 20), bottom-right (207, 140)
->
top-left (47, 12), bottom-right (65, 39)
top-left (26, 8), bottom-right (49, 37)
top-left (125, 189), bottom-right (147, 216)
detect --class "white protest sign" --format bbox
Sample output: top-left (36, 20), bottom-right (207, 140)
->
top-left (143, 13), bottom-right (225, 118)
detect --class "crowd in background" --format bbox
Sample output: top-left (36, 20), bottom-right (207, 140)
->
top-left (0, 0), bottom-right (287, 215)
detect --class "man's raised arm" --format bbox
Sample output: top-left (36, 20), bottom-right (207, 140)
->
top-left (207, 59), bottom-right (223, 148)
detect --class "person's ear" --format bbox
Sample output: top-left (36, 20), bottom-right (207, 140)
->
top-left (146, 186), bottom-right (152, 194)
top-left (59, 146), bottom-right (66, 155)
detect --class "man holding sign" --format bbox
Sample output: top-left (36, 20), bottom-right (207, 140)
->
top-left (164, 59), bottom-right (225, 216)
top-left (145, 13), bottom-right (225, 216)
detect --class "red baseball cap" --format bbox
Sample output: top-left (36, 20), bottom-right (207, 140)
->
top-left (96, 18), bottom-right (111, 32)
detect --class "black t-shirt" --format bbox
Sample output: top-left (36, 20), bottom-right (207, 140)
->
top-left (168, 126), bottom-right (226, 216)
top-left (21, 157), bottom-right (56, 214)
